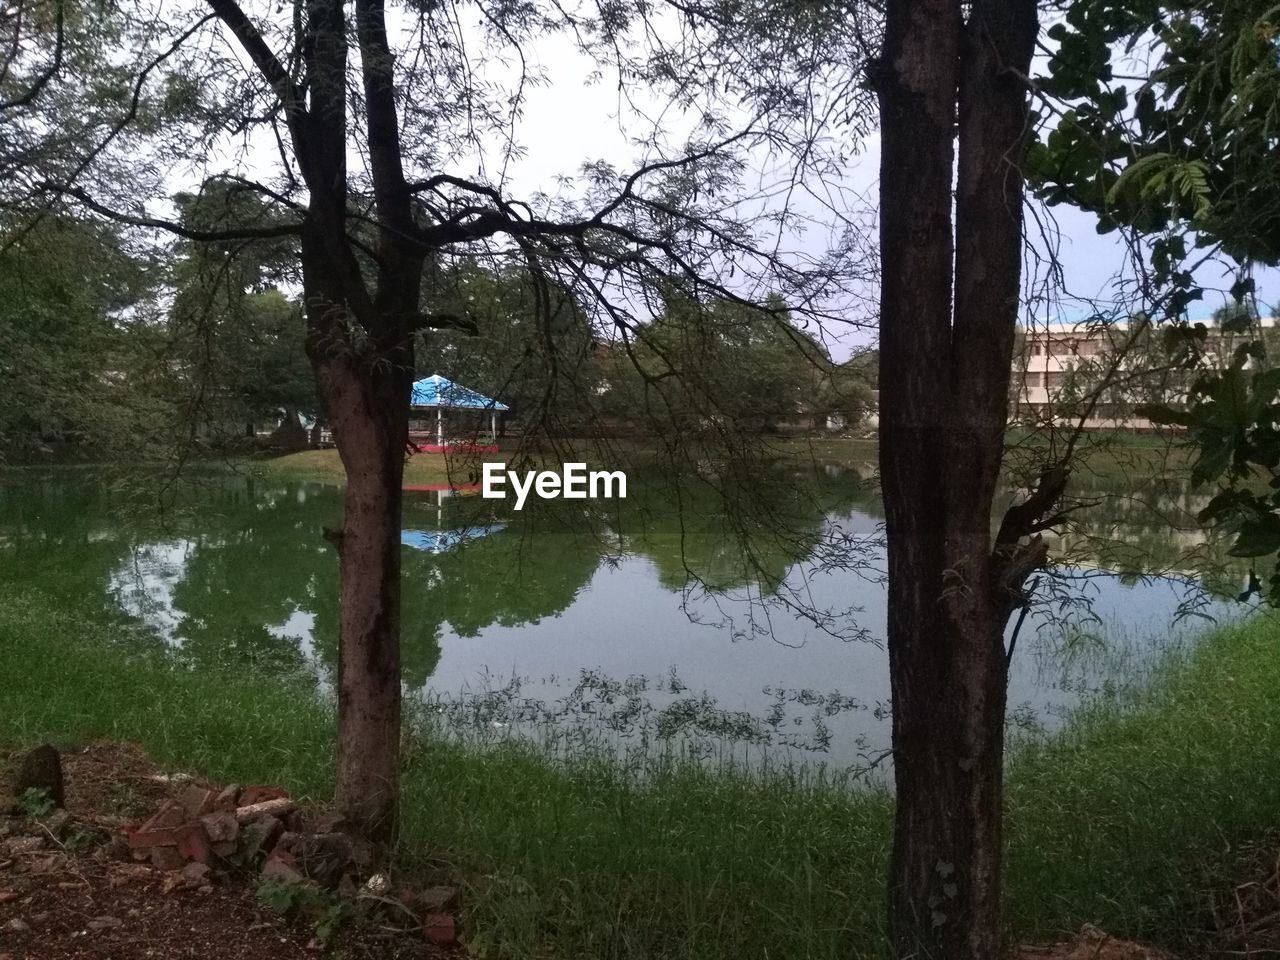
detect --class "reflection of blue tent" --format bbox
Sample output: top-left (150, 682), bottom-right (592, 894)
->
top-left (401, 523), bottom-right (505, 554)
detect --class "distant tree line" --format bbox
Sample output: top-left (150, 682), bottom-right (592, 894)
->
top-left (0, 218), bottom-right (878, 463)
top-left (424, 262), bottom-right (877, 440)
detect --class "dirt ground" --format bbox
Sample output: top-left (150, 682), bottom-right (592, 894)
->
top-left (1016, 924), bottom-right (1173, 959)
top-left (0, 742), bottom-right (455, 960)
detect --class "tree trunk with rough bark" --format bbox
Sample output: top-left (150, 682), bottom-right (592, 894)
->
top-left (261, 0), bottom-right (424, 845)
top-left (874, 0), bottom-right (1041, 955)
top-left (316, 345), bottom-right (411, 843)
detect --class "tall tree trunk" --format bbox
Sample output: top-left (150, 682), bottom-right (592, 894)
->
top-left (302, 202), bottom-right (415, 842)
top-left (326, 360), bottom-right (408, 843)
top-left (875, 0), bottom-right (1039, 956)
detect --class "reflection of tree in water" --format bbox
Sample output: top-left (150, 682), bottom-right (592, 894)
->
top-left (3, 464), bottom-right (1254, 767)
top-left (613, 463), bottom-right (882, 644)
top-left (1036, 470), bottom-right (1247, 600)
top-left (620, 463), bottom-right (875, 589)
top-left (392, 497), bottom-right (603, 685)
top-left (1, 465), bottom-right (886, 675)
top-left (169, 480), bottom-right (341, 673)
top-left (7, 459), bottom-right (1241, 729)
top-left (173, 465), bottom-right (880, 681)
top-left (0, 476), bottom-right (142, 617)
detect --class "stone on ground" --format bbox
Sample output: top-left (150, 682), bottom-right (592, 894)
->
top-left (12, 745), bottom-right (64, 809)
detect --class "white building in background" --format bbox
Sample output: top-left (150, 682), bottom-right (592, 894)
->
top-left (1014, 316), bottom-right (1279, 429)
top-left (1014, 321), bottom-right (1135, 427)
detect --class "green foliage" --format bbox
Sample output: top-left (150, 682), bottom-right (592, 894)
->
top-left (419, 259), bottom-right (598, 433)
top-left (256, 875), bottom-right (354, 945)
top-left (1032, 0), bottom-right (1280, 266)
top-left (0, 215), bottom-right (161, 461)
top-left (166, 183), bottom-right (315, 438)
top-left (1135, 334), bottom-right (1280, 596)
top-left (597, 292), bottom-right (851, 435)
top-left (63, 827), bottom-right (102, 852)
top-left (1105, 153), bottom-right (1212, 222)
top-left (17, 786), bottom-right (55, 819)
top-left (1035, 0), bottom-right (1280, 600)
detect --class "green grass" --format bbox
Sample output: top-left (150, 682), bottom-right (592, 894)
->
top-left (1004, 610), bottom-right (1280, 949)
top-left (5, 585), bottom-right (1280, 957)
top-left (231, 431), bottom-right (1190, 494)
top-left (250, 448), bottom-right (512, 487)
top-left (0, 586), bottom-right (893, 958)
top-left (1003, 428), bottom-right (1196, 481)
top-left (249, 439), bottom-right (883, 489)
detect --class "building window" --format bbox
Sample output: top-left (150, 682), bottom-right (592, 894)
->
top-left (1077, 339), bottom-right (1100, 356)
top-left (1045, 371), bottom-right (1065, 389)
top-left (1049, 341), bottom-right (1073, 356)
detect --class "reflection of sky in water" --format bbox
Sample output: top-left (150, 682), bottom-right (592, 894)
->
top-left (108, 540), bottom-right (192, 648)
top-left (266, 608), bottom-right (331, 695)
top-left (28, 477), bottom-right (1251, 771)
top-left (416, 518), bottom-right (1244, 768)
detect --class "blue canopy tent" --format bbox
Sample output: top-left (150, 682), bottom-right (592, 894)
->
top-left (409, 374), bottom-right (509, 451)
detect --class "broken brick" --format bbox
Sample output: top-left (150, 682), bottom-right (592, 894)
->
top-left (272, 831), bottom-right (365, 889)
top-left (239, 815), bottom-right (282, 861)
top-left (263, 846), bottom-right (297, 869)
top-left (177, 785), bottom-right (217, 820)
top-left (213, 785), bottom-right (241, 811)
top-left (238, 785), bottom-right (288, 807)
top-left (175, 823), bottom-right (212, 865)
top-left (127, 826), bottom-right (181, 850)
top-left (138, 801), bottom-right (186, 832)
top-left (261, 848), bottom-right (305, 886)
top-left (423, 913), bottom-right (457, 946)
top-left (149, 846), bottom-right (185, 871)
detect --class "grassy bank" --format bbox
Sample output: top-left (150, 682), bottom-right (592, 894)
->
top-left (1005, 607), bottom-right (1280, 946)
top-left (249, 431), bottom-right (1186, 490)
top-left (4, 585), bottom-right (1279, 957)
top-left (245, 444), bottom-right (866, 497)
top-left (250, 448), bottom-right (511, 487)
top-left (249, 439), bottom-right (883, 489)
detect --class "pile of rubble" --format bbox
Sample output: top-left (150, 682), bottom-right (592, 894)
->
top-left (3, 743), bottom-right (461, 950)
top-left (124, 782), bottom-right (461, 945)
top-left (127, 783), bottom-right (297, 871)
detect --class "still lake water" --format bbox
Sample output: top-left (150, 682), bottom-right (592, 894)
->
top-left (0, 463), bottom-right (1245, 772)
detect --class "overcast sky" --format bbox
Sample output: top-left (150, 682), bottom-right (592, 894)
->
top-left (435, 23), bottom-right (1275, 358)
top-left (189, 4), bottom-right (1276, 362)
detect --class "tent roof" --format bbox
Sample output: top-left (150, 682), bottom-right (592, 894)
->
top-left (410, 374), bottom-right (509, 411)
